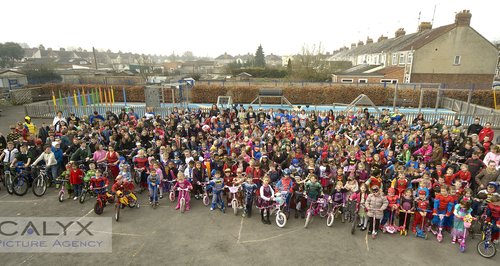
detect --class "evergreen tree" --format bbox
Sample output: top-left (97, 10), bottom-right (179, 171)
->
top-left (254, 45), bottom-right (265, 68)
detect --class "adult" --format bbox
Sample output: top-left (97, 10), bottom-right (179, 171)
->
top-left (467, 117), bottom-right (482, 136)
top-left (475, 161), bottom-right (500, 190)
top-left (483, 145), bottom-right (500, 170)
top-left (478, 122), bottom-right (494, 143)
top-left (52, 111), bottom-right (67, 127)
top-left (32, 145), bottom-right (58, 181)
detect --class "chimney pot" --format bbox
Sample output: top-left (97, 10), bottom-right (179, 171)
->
top-left (455, 10), bottom-right (472, 26)
top-left (395, 28), bottom-right (406, 38)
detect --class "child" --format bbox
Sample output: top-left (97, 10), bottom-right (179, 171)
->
top-left (58, 163), bottom-right (72, 196)
top-left (486, 195), bottom-right (500, 243)
top-left (330, 181), bottom-right (347, 213)
top-left (443, 168), bottom-right (456, 187)
top-left (258, 176), bottom-right (274, 224)
top-left (413, 189), bottom-right (430, 233)
top-left (84, 162), bottom-right (97, 188)
top-left (173, 173), bottom-right (193, 211)
top-left (304, 174), bottom-right (323, 209)
top-left (354, 183), bottom-right (369, 231)
top-left (382, 188), bottom-right (399, 226)
top-left (209, 170), bottom-right (225, 212)
top-left (398, 189), bottom-right (414, 233)
top-left (357, 163), bottom-right (369, 184)
top-left (119, 159), bottom-right (131, 182)
top-left (366, 169), bottom-right (383, 192)
top-left (454, 164), bottom-right (471, 188)
top-left (151, 161), bottom-right (164, 199)
top-left (241, 176), bottom-right (258, 218)
top-left (147, 170), bottom-right (160, 205)
top-left (90, 169), bottom-right (109, 195)
top-left (69, 163), bottom-right (83, 200)
top-left (431, 185), bottom-right (454, 234)
top-left (192, 161), bottom-right (206, 200)
top-left (344, 173), bottom-right (359, 197)
top-left (451, 199), bottom-right (473, 244)
top-left (366, 185), bottom-right (389, 236)
top-left (223, 168), bottom-right (235, 206)
top-left (392, 172), bottom-right (409, 197)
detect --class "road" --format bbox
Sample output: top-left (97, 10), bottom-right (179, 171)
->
top-left (0, 189), bottom-right (498, 266)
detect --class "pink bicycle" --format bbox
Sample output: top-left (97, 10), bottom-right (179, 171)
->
top-left (176, 187), bottom-right (191, 213)
top-left (226, 185), bottom-right (241, 215)
top-left (304, 196), bottom-right (327, 228)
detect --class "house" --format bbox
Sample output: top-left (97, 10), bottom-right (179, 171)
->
top-left (265, 53), bottom-right (282, 67)
top-left (0, 70), bottom-right (28, 88)
top-left (236, 72), bottom-right (252, 81)
top-left (215, 53), bottom-right (234, 66)
top-left (330, 10), bottom-right (498, 86)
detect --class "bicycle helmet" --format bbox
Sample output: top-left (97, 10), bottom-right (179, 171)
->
top-left (283, 168), bottom-right (291, 176)
top-left (291, 158), bottom-right (299, 166)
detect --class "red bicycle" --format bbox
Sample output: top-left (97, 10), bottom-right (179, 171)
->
top-left (93, 187), bottom-right (115, 215)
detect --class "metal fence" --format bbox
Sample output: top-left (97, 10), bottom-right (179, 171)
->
top-left (24, 99), bottom-right (500, 128)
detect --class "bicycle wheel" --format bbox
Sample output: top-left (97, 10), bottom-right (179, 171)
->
top-left (232, 199), bottom-right (238, 215)
top-left (115, 204), bottom-right (120, 222)
top-left (13, 176), bottom-right (29, 196)
top-left (319, 208), bottom-right (327, 218)
top-left (276, 211), bottom-right (287, 228)
top-left (32, 176), bottom-right (47, 197)
top-left (5, 172), bottom-right (14, 195)
top-left (133, 171), bottom-right (141, 184)
top-left (477, 240), bottom-right (496, 258)
top-left (58, 191), bottom-right (64, 202)
top-left (180, 198), bottom-right (186, 213)
top-left (203, 195), bottom-right (210, 206)
top-left (94, 200), bottom-right (104, 215)
top-left (128, 193), bottom-right (138, 208)
top-left (327, 213), bottom-right (334, 227)
top-left (79, 190), bottom-right (87, 204)
top-left (351, 213), bottom-right (358, 235)
top-left (169, 191), bottom-right (175, 202)
top-left (304, 210), bottom-right (312, 228)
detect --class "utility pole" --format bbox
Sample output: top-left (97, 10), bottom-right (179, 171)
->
top-left (92, 47), bottom-right (98, 70)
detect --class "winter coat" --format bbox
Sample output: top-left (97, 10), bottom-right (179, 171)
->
top-left (366, 194), bottom-right (389, 219)
top-left (475, 169), bottom-right (500, 188)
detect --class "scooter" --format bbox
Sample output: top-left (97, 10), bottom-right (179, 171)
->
top-left (400, 210), bottom-right (414, 236)
top-left (383, 210), bottom-right (398, 234)
top-left (370, 213), bottom-right (377, 239)
top-left (458, 214), bottom-right (476, 252)
top-left (415, 212), bottom-right (428, 239)
top-left (434, 214), bottom-right (446, 242)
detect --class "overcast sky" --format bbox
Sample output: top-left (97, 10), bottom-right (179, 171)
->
top-left (2, 0), bottom-right (498, 57)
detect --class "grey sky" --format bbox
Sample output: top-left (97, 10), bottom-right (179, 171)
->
top-left (2, 0), bottom-right (498, 57)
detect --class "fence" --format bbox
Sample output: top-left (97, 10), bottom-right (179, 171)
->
top-left (24, 99), bottom-right (500, 128)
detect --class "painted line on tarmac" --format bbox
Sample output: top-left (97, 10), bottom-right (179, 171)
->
top-left (237, 217), bottom-right (244, 244)
top-left (239, 228), bottom-right (302, 244)
top-left (0, 200), bottom-right (43, 203)
top-left (0, 194), bottom-right (11, 200)
top-left (91, 230), bottom-right (144, 237)
top-left (365, 233), bottom-right (370, 251)
top-left (132, 241), bottom-right (145, 257)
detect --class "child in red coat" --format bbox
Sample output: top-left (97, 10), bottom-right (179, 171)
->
top-left (453, 164), bottom-right (471, 188)
top-left (69, 163), bottom-right (84, 200)
top-left (413, 189), bottom-right (430, 233)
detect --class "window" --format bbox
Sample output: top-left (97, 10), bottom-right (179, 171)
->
top-left (341, 78), bottom-right (353, 83)
top-left (358, 79), bottom-right (368, 84)
top-left (380, 79), bottom-right (398, 84)
top-left (407, 53), bottom-right (413, 64)
top-left (392, 54), bottom-right (397, 65)
top-left (454, 55), bottom-right (461, 65)
top-left (398, 53), bottom-right (405, 64)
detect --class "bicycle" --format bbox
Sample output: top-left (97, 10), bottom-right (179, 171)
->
top-left (326, 196), bottom-right (344, 227)
top-left (167, 180), bottom-right (177, 202)
top-left (177, 187), bottom-right (190, 213)
top-left (133, 167), bottom-right (145, 185)
top-left (477, 220), bottom-right (497, 258)
top-left (200, 181), bottom-right (210, 206)
top-left (272, 191), bottom-right (288, 228)
top-left (79, 180), bottom-right (96, 204)
top-left (226, 185), bottom-right (241, 215)
top-left (344, 199), bottom-right (358, 234)
top-left (12, 166), bottom-right (29, 196)
top-left (114, 190), bottom-right (139, 222)
top-left (304, 196), bottom-right (326, 228)
top-left (32, 166), bottom-right (49, 197)
top-left (2, 165), bottom-right (14, 195)
top-left (56, 178), bottom-right (70, 202)
top-left (93, 187), bottom-right (115, 215)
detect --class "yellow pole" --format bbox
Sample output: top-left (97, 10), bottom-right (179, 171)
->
top-left (52, 90), bottom-right (57, 111)
top-left (107, 87), bottom-right (112, 106)
top-left (111, 86), bottom-right (115, 104)
top-left (104, 87), bottom-right (108, 106)
top-left (494, 87), bottom-right (498, 110)
top-left (73, 89), bottom-right (78, 107)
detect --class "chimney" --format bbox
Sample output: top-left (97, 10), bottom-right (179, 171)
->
top-left (351, 43), bottom-right (357, 49)
top-left (377, 35), bottom-right (388, 42)
top-left (455, 10), bottom-right (471, 26)
top-left (395, 28), bottom-right (406, 38)
top-left (357, 41), bottom-right (364, 46)
top-left (366, 37), bottom-right (373, 44)
top-left (418, 22), bottom-right (432, 32)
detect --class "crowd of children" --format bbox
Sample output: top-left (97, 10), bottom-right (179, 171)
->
top-left (1, 105), bottom-right (499, 247)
